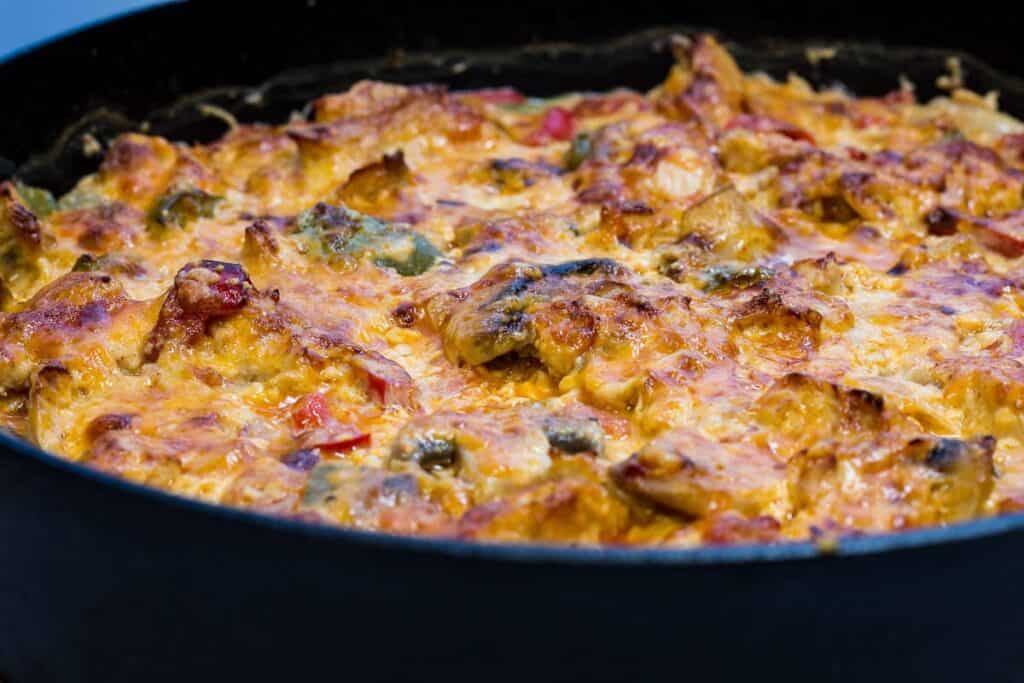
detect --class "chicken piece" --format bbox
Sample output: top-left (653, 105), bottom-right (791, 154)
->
top-left (611, 428), bottom-right (785, 519)
top-left (787, 434), bottom-right (995, 531)
top-left (427, 258), bottom-right (699, 408)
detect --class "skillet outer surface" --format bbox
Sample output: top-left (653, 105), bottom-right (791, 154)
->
top-left (4, 4), bottom-right (1024, 681)
top-left (4, 436), bottom-right (1024, 681)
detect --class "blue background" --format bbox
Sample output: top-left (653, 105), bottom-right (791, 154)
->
top-left (0, 0), bottom-right (169, 59)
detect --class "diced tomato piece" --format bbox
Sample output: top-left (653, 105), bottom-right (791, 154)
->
top-left (472, 87), bottom-right (525, 105)
top-left (291, 393), bottom-right (331, 430)
top-left (347, 354), bottom-right (417, 409)
top-left (177, 260), bottom-right (253, 316)
top-left (725, 114), bottom-right (816, 144)
top-left (365, 371), bottom-right (389, 404)
top-left (528, 107), bottom-right (576, 145)
top-left (315, 432), bottom-right (372, 453)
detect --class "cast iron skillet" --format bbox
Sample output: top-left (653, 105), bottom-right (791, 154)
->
top-left (3, 4), bottom-right (1024, 682)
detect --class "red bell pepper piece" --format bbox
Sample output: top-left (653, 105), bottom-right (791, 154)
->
top-left (528, 107), bottom-right (576, 145)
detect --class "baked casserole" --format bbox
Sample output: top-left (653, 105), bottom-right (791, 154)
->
top-left (3, 35), bottom-right (1024, 546)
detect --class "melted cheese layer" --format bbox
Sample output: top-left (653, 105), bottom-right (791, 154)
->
top-left (3, 35), bottom-right (1024, 546)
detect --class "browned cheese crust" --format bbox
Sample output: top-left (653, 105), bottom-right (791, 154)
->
top-left (4, 35), bottom-right (1024, 546)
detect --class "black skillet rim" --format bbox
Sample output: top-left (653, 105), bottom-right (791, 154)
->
top-left (3, 6), bottom-right (1024, 567)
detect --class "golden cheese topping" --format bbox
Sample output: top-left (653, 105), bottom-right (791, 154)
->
top-left (4, 34), bottom-right (1024, 546)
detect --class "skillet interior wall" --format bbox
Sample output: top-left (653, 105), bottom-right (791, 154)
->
top-left (1, 0), bottom-right (1023, 191)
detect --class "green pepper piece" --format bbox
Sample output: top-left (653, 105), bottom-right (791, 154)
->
top-left (349, 228), bottom-right (441, 277)
top-left (71, 254), bottom-right (101, 272)
top-left (303, 463), bottom-right (344, 506)
top-left (57, 181), bottom-right (106, 211)
top-left (701, 265), bottom-right (775, 292)
top-left (294, 202), bottom-right (440, 276)
top-left (149, 188), bottom-right (221, 231)
top-left (13, 181), bottom-right (56, 218)
top-left (71, 252), bottom-right (144, 277)
top-left (499, 97), bottom-right (553, 114)
top-left (563, 133), bottom-right (593, 171)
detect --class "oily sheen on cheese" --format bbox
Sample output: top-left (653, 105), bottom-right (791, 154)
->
top-left (4, 35), bottom-right (1024, 546)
